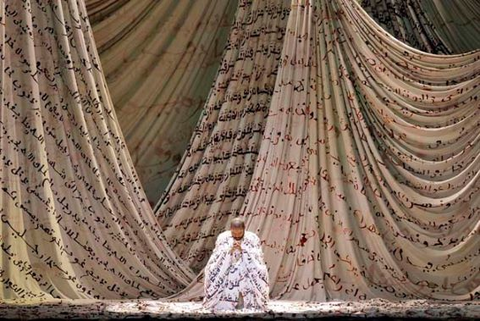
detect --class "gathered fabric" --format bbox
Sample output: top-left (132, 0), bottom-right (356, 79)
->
top-left (0, 0), bottom-right (478, 302)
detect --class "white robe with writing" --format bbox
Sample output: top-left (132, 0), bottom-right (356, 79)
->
top-left (202, 230), bottom-right (269, 311)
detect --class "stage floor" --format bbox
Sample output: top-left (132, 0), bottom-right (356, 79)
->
top-left (0, 299), bottom-right (478, 320)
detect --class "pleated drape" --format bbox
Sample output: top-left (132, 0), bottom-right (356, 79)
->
top-left (419, 0), bottom-right (480, 53)
top-left (155, 0), bottom-right (292, 272)
top-left (1, 0), bottom-right (478, 302)
top-left (157, 0), bottom-right (479, 301)
top-left (86, 0), bottom-right (237, 204)
top-left (361, 0), bottom-right (480, 54)
top-left (0, 0), bottom-right (194, 300)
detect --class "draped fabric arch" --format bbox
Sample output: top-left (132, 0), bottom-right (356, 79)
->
top-left (85, 0), bottom-right (237, 204)
top-left (241, 0), bottom-right (479, 301)
top-left (0, 0), bottom-right (478, 303)
top-left (360, 0), bottom-right (480, 54)
top-left (157, 0), bottom-right (480, 301)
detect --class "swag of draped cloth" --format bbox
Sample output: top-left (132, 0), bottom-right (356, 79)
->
top-left (202, 230), bottom-right (270, 311)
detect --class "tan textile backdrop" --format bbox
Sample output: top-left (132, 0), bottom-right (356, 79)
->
top-left (361, 0), bottom-right (480, 54)
top-left (86, 0), bottom-right (237, 204)
top-left (1, 0), bottom-right (479, 302)
top-left (361, 0), bottom-right (451, 54)
top-left (418, 0), bottom-right (480, 54)
top-left (84, 0), bottom-right (480, 206)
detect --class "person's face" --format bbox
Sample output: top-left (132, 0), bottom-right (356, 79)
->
top-left (231, 226), bottom-right (244, 241)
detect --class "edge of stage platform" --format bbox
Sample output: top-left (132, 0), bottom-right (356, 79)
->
top-left (0, 298), bottom-right (478, 320)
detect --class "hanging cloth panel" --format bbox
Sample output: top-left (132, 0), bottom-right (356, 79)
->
top-left (86, 0), bottom-right (238, 204)
top-left (0, 0), bottom-right (194, 300)
top-left (154, 0), bottom-right (292, 273)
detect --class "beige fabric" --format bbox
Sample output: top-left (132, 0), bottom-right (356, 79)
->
top-left (0, 0), bottom-right (194, 300)
top-left (0, 0), bottom-right (478, 302)
top-left (155, 0), bottom-right (292, 272)
top-left (86, 0), bottom-right (237, 204)
top-left (159, 0), bottom-right (480, 301)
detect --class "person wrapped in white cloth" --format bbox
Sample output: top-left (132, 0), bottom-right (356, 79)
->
top-left (202, 217), bottom-right (269, 311)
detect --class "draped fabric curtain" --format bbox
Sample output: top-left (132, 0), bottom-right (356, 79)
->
top-left (360, 0), bottom-right (480, 55)
top-left (360, 0), bottom-right (452, 54)
top-left (157, 0), bottom-right (480, 301)
top-left (418, 0), bottom-right (480, 54)
top-left (1, 0), bottom-right (478, 302)
top-left (154, 0), bottom-right (292, 273)
top-left (85, 0), bottom-right (237, 204)
top-left (241, 0), bottom-right (479, 301)
top-left (0, 0), bottom-right (194, 300)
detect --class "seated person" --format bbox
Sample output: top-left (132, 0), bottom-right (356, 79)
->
top-left (202, 217), bottom-right (269, 311)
